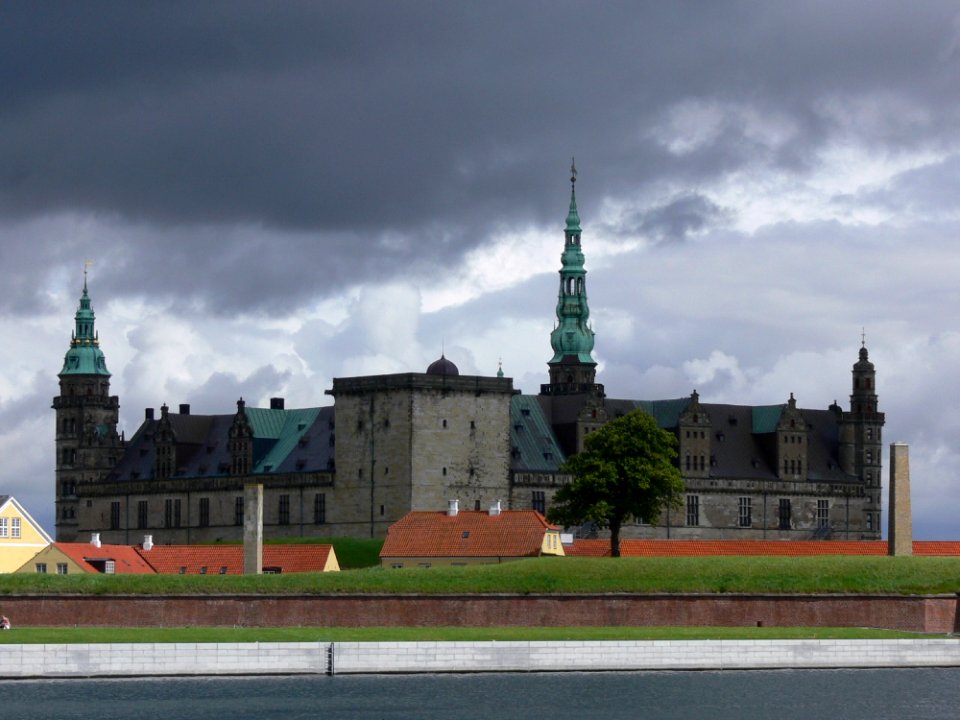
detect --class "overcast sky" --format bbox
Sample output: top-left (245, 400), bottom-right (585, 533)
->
top-left (4, 1), bottom-right (959, 539)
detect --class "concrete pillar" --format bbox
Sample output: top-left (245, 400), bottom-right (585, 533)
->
top-left (244, 482), bottom-right (264, 574)
top-left (888, 442), bottom-right (912, 556)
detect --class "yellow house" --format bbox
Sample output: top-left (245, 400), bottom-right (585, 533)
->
top-left (0, 495), bottom-right (53, 573)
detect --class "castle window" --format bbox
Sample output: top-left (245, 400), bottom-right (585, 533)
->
top-left (442, 419), bottom-right (448, 429)
top-left (380, 504), bottom-right (385, 516)
top-left (532, 490), bottom-right (546, 515)
top-left (738, 497), bottom-right (752, 528)
top-left (442, 467), bottom-right (447, 476)
top-left (198, 498), bottom-right (210, 528)
top-left (137, 501), bottom-right (148, 529)
top-left (234, 496), bottom-right (244, 526)
top-left (278, 495), bottom-right (290, 525)
top-left (686, 495), bottom-right (700, 526)
top-left (110, 501), bottom-right (121, 530)
top-left (867, 513), bottom-right (874, 531)
top-left (314, 493), bottom-right (326, 524)
top-left (778, 498), bottom-right (792, 530)
top-left (164, 498), bottom-right (181, 528)
top-left (816, 499), bottom-right (829, 529)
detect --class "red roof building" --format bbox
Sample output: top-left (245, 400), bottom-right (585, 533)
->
top-left (380, 502), bottom-right (564, 568)
top-left (138, 543), bottom-right (339, 574)
top-left (564, 539), bottom-right (960, 557)
top-left (17, 538), bottom-right (156, 574)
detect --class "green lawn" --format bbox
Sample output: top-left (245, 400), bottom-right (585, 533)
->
top-left (0, 626), bottom-right (942, 644)
top-left (2, 555), bottom-right (960, 595)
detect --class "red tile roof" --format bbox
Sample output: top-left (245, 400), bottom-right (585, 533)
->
top-left (565, 539), bottom-right (960, 557)
top-left (53, 543), bottom-right (156, 574)
top-left (381, 510), bottom-right (559, 558)
top-left (138, 544), bottom-right (336, 574)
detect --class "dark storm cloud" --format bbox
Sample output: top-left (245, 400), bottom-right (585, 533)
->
top-left (3, 1), bottom-right (960, 314)
top-left (631, 194), bottom-right (732, 244)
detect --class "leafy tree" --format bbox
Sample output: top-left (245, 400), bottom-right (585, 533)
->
top-left (548, 409), bottom-right (683, 557)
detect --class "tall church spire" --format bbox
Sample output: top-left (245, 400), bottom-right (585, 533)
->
top-left (543, 160), bottom-right (602, 396)
top-left (60, 265), bottom-right (110, 377)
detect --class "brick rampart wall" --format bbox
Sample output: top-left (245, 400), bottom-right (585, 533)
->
top-left (3, 593), bottom-right (958, 633)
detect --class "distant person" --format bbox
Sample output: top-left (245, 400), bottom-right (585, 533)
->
top-left (0, 615), bottom-right (10, 630)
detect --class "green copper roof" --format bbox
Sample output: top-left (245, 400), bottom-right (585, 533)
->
top-left (59, 276), bottom-right (110, 377)
top-left (549, 160), bottom-right (595, 365)
top-left (246, 406), bottom-right (322, 472)
top-left (752, 404), bottom-right (786, 434)
top-left (510, 395), bottom-right (566, 471)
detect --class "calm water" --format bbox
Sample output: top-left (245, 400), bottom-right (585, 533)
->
top-left (5, 669), bottom-right (960, 720)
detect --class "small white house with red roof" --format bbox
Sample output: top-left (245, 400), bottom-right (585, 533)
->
top-left (380, 500), bottom-right (564, 568)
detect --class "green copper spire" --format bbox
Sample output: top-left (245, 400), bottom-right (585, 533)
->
top-left (59, 267), bottom-right (110, 377)
top-left (549, 159), bottom-right (595, 366)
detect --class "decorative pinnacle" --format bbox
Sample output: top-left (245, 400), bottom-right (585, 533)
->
top-left (570, 157), bottom-right (577, 187)
top-left (861, 327), bottom-right (866, 347)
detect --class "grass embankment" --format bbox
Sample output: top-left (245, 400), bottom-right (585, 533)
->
top-left (0, 626), bottom-right (935, 645)
top-left (3, 556), bottom-right (960, 595)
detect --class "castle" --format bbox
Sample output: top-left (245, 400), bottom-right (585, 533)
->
top-left (53, 168), bottom-right (884, 543)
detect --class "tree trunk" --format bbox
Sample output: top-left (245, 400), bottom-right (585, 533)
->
top-left (610, 519), bottom-right (621, 557)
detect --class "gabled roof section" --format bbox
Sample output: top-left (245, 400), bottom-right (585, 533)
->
top-left (0, 495), bottom-right (54, 544)
top-left (510, 395), bottom-right (566, 471)
top-left (245, 407), bottom-right (323, 473)
top-left (108, 405), bottom-right (335, 482)
top-left (138, 544), bottom-right (338, 574)
top-left (52, 542), bottom-right (156, 573)
top-left (381, 509), bottom-right (560, 558)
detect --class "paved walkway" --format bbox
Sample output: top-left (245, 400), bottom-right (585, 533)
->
top-left (2, 639), bottom-right (960, 677)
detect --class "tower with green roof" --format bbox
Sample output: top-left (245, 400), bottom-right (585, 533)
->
top-left (542, 160), bottom-right (604, 397)
top-left (52, 272), bottom-right (122, 541)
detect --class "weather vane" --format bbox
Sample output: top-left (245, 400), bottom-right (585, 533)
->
top-left (570, 157), bottom-right (577, 186)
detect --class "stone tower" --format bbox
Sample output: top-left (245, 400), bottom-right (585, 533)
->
top-left (52, 273), bottom-right (122, 541)
top-left (838, 340), bottom-right (884, 538)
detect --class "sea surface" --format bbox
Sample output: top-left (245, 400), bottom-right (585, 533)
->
top-left (5, 668), bottom-right (960, 720)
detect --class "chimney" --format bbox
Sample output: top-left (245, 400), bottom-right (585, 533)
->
top-left (447, 499), bottom-right (459, 517)
top-left (179, 403), bottom-right (190, 415)
top-left (145, 408), bottom-right (154, 421)
top-left (142, 535), bottom-right (153, 551)
top-left (489, 499), bottom-right (501, 516)
top-left (270, 397), bottom-right (285, 410)
top-left (91, 533), bottom-right (101, 548)
top-left (888, 442), bottom-right (913, 556)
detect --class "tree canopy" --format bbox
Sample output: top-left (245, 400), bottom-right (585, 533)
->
top-left (547, 409), bottom-right (684, 557)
